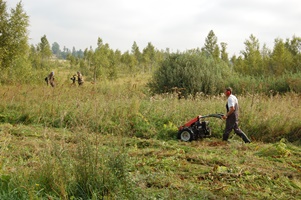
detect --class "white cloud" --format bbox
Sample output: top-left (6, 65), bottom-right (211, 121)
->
top-left (6, 0), bottom-right (301, 55)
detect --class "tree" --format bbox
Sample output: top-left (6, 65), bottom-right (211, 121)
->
top-left (114, 49), bottom-right (122, 67)
top-left (149, 51), bottom-right (230, 96)
top-left (240, 34), bottom-right (263, 75)
top-left (84, 46), bottom-right (94, 70)
top-left (66, 53), bottom-right (77, 68)
top-left (285, 36), bottom-right (301, 72)
top-left (1, 1), bottom-right (29, 70)
top-left (8, 2), bottom-right (29, 58)
top-left (0, 0), bottom-right (8, 66)
top-left (121, 51), bottom-right (137, 73)
top-left (77, 49), bottom-right (84, 58)
top-left (92, 37), bottom-right (111, 81)
top-left (72, 46), bottom-right (77, 57)
top-left (0, 1), bottom-right (31, 84)
top-left (61, 46), bottom-right (70, 59)
top-left (271, 38), bottom-right (293, 75)
top-left (142, 42), bottom-right (156, 72)
top-left (285, 36), bottom-right (301, 56)
top-left (202, 30), bottom-right (220, 59)
top-left (220, 42), bottom-right (229, 63)
top-left (38, 35), bottom-right (52, 60)
top-left (29, 44), bottom-right (41, 69)
top-left (52, 42), bottom-right (61, 57)
top-left (261, 44), bottom-right (271, 75)
top-left (131, 41), bottom-right (141, 64)
top-left (232, 55), bottom-right (245, 74)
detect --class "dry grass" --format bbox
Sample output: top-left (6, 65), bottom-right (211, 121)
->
top-left (0, 75), bottom-right (301, 199)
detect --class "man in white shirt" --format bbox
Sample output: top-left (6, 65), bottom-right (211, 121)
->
top-left (222, 87), bottom-right (251, 143)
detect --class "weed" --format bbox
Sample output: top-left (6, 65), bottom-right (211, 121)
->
top-left (0, 77), bottom-right (301, 199)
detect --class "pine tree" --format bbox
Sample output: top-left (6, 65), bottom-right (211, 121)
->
top-left (202, 30), bottom-right (220, 59)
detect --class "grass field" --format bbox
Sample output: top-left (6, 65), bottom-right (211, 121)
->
top-left (0, 74), bottom-right (300, 199)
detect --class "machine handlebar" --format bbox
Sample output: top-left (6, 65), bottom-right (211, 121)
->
top-left (199, 113), bottom-right (224, 119)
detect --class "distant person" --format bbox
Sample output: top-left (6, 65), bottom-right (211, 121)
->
top-left (45, 71), bottom-right (55, 87)
top-left (70, 74), bottom-right (76, 85)
top-left (222, 87), bottom-right (251, 143)
top-left (77, 71), bottom-right (84, 86)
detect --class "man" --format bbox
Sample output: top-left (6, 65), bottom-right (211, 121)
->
top-left (45, 71), bottom-right (55, 87)
top-left (77, 71), bottom-right (84, 86)
top-left (222, 87), bottom-right (251, 143)
top-left (71, 74), bottom-right (76, 85)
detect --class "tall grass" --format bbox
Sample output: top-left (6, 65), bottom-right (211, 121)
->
top-left (0, 75), bottom-right (301, 198)
top-left (0, 76), bottom-right (301, 143)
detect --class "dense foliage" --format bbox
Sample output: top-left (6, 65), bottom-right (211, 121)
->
top-left (148, 50), bottom-right (230, 96)
top-left (0, 0), bottom-right (31, 84)
top-left (2, 1), bottom-right (301, 95)
top-left (1, 2), bottom-right (301, 199)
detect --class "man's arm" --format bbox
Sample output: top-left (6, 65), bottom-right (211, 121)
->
top-left (222, 106), bottom-right (235, 119)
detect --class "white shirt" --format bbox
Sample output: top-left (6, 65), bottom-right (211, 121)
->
top-left (228, 94), bottom-right (238, 109)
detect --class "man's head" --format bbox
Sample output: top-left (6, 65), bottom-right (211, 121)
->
top-left (225, 87), bottom-right (232, 97)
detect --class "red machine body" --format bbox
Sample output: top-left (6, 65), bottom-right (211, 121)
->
top-left (178, 116), bottom-right (199, 131)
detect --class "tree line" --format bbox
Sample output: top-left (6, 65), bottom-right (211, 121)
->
top-left (1, 0), bottom-right (301, 94)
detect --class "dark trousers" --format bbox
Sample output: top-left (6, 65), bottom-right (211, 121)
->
top-left (223, 115), bottom-right (250, 143)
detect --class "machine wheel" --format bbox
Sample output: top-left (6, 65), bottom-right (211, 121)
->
top-left (177, 128), bottom-right (194, 142)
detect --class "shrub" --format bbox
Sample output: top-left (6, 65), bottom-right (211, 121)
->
top-left (148, 51), bottom-right (230, 96)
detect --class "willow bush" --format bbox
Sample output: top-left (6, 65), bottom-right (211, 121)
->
top-left (148, 50), bottom-right (301, 97)
top-left (148, 51), bottom-right (230, 96)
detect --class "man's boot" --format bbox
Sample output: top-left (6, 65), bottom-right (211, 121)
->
top-left (241, 133), bottom-right (251, 143)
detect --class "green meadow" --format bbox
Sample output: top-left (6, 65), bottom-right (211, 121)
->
top-left (2, 1), bottom-right (301, 199)
top-left (0, 74), bottom-right (300, 199)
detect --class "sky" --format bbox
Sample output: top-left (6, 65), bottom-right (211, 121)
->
top-left (6, 0), bottom-right (301, 56)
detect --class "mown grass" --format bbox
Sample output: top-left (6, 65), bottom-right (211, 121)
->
top-left (0, 74), bottom-right (301, 199)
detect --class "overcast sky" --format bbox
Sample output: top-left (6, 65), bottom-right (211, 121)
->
top-left (6, 0), bottom-right (301, 56)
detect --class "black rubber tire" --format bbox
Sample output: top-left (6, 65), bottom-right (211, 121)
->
top-left (177, 128), bottom-right (194, 142)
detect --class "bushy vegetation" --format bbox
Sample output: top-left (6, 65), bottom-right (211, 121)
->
top-left (1, 1), bottom-right (301, 199)
top-left (148, 51), bottom-right (301, 96)
top-left (2, 1), bottom-right (301, 93)
top-left (148, 50), bottom-right (230, 96)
